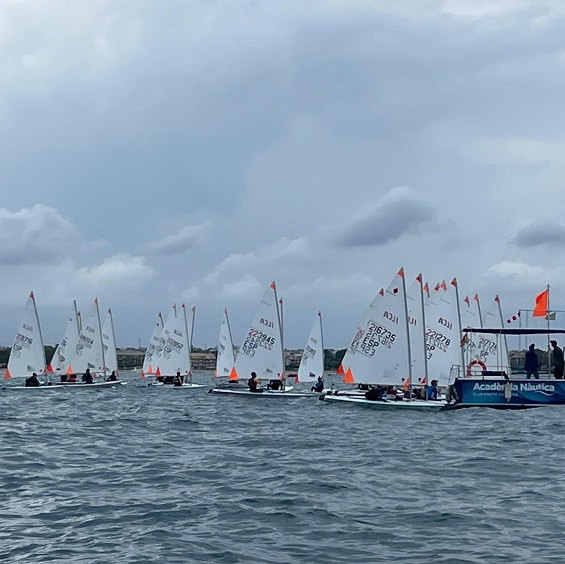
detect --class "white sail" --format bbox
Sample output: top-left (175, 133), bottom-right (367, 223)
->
top-left (142, 313), bottom-right (164, 375)
top-left (6, 292), bottom-right (46, 379)
top-left (216, 308), bottom-right (236, 380)
top-left (338, 288), bottom-right (384, 381)
top-left (425, 279), bottom-right (463, 386)
top-left (233, 281), bottom-right (284, 382)
top-left (473, 295), bottom-right (510, 371)
top-left (68, 298), bottom-right (105, 375)
top-left (156, 304), bottom-right (190, 376)
top-left (297, 311), bottom-right (325, 383)
top-left (339, 269), bottom-right (410, 387)
top-left (407, 275), bottom-right (428, 385)
top-left (101, 308), bottom-right (118, 373)
top-left (50, 300), bottom-right (81, 374)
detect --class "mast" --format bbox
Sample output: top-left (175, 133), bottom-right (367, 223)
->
top-left (95, 298), bottom-right (106, 379)
top-left (495, 295), bottom-right (508, 372)
top-left (274, 284), bottom-right (285, 388)
top-left (547, 284), bottom-right (551, 376)
top-left (452, 278), bottom-right (465, 375)
top-left (278, 292), bottom-right (285, 387)
top-left (30, 291), bottom-right (47, 374)
top-left (108, 307), bottom-right (118, 375)
top-left (319, 310), bottom-right (325, 377)
top-left (417, 274), bottom-right (429, 387)
top-left (400, 269), bottom-right (413, 393)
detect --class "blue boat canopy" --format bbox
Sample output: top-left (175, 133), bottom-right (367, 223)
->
top-left (462, 327), bottom-right (565, 335)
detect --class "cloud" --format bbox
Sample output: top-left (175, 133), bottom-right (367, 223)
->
top-left (513, 219), bottom-right (565, 247)
top-left (146, 223), bottom-right (210, 256)
top-left (0, 204), bottom-right (78, 265)
top-left (336, 187), bottom-right (437, 247)
top-left (487, 260), bottom-right (546, 279)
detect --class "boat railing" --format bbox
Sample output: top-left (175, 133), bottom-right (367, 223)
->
top-left (449, 364), bottom-right (552, 381)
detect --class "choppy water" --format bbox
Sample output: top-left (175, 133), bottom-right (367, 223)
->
top-left (1, 371), bottom-right (565, 563)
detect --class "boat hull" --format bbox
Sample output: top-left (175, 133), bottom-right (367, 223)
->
top-left (321, 394), bottom-right (447, 409)
top-left (55, 381), bottom-right (127, 389)
top-left (208, 386), bottom-right (318, 399)
top-left (448, 377), bottom-right (565, 409)
top-left (148, 382), bottom-right (205, 389)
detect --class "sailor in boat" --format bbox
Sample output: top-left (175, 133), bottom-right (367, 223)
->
top-left (173, 371), bottom-right (184, 386)
top-left (311, 376), bottom-right (324, 393)
top-left (267, 378), bottom-right (282, 391)
top-left (364, 386), bottom-right (386, 401)
top-left (106, 370), bottom-right (117, 382)
top-left (247, 372), bottom-right (262, 392)
top-left (82, 368), bottom-right (94, 384)
top-left (25, 372), bottom-right (41, 387)
top-left (427, 380), bottom-right (439, 400)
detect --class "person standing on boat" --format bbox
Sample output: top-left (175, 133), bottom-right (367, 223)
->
top-left (550, 340), bottom-right (564, 379)
top-left (524, 344), bottom-right (540, 379)
top-left (82, 368), bottom-right (93, 384)
top-left (25, 372), bottom-right (40, 387)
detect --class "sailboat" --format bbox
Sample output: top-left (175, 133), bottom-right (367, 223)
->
top-left (210, 281), bottom-right (307, 397)
top-left (294, 311), bottom-right (330, 395)
top-left (141, 312), bottom-right (165, 377)
top-left (1, 292), bottom-right (61, 391)
top-left (48, 300), bottom-right (81, 375)
top-left (148, 304), bottom-right (204, 388)
top-left (101, 308), bottom-right (118, 375)
top-left (56, 298), bottom-right (125, 388)
top-left (212, 308), bottom-right (241, 387)
top-left (322, 269), bottom-right (446, 409)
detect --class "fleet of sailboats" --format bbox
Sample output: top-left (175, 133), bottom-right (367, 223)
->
top-left (3, 276), bottom-right (557, 409)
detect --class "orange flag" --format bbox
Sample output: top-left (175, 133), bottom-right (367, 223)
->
top-left (533, 288), bottom-right (549, 317)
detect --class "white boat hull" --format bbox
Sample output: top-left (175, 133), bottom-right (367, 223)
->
top-left (208, 386), bottom-right (319, 399)
top-left (321, 394), bottom-right (447, 410)
top-left (1, 384), bottom-right (66, 392)
top-left (55, 381), bottom-right (127, 389)
top-left (147, 382), bottom-right (205, 389)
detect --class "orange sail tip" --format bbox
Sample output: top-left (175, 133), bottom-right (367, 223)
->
top-left (155, 367), bottom-right (161, 376)
top-left (140, 370), bottom-right (145, 378)
top-left (66, 365), bottom-right (73, 375)
top-left (533, 288), bottom-right (549, 317)
top-left (228, 367), bottom-right (239, 381)
top-left (29, 291), bottom-right (35, 299)
top-left (270, 281), bottom-right (276, 289)
top-left (416, 274), bottom-right (422, 283)
top-left (336, 363), bottom-right (344, 375)
top-left (343, 368), bottom-right (355, 384)
top-left (46, 364), bottom-right (53, 373)
top-left (4, 368), bottom-right (11, 380)
top-left (451, 278), bottom-right (457, 287)
top-left (401, 378), bottom-right (410, 390)
top-left (397, 268), bottom-right (404, 277)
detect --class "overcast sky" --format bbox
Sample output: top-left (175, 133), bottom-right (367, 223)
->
top-left (2, 0), bottom-right (565, 350)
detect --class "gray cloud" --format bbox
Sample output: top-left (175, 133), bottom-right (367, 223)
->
top-left (0, 204), bottom-right (78, 265)
top-left (513, 219), bottom-right (565, 247)
top-left (336, 187), bottom-right (437, 247)
top-left (146, 224), bottom-right (210, 256)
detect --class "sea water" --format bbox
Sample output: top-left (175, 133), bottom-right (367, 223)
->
top-left (1, 371), bottom-right (564, 563)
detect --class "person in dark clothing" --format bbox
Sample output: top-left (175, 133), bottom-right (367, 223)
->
top-left (173, 371), bottom-right (184, 386)
top-left (248, 372), bottom-right (261, 392)
top-left (106, 370), bottom-right (117, 382)
top-left (365, 386), bottom-right (383, 401)
top-left (551, 340), bottom-right (564, 379)
top-left (311, 376), bottom-right (324, 393)
top-left (82, 368), bottom-right (93, 384)
top-left (267, 379), bottom-right (282, 390)
top-left (525, 344), bottom-right (540, 379)
top-left (25, 372), bottom-right (40, 387)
